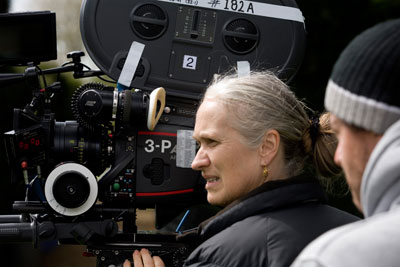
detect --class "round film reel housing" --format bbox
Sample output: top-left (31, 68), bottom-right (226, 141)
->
top-left (80, 0), bottom-right (306, 99)
top-left (45, 163), bottom-right (98, 216)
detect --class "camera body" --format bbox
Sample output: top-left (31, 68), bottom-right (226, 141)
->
top-left (0, 0), bottom-right (306, 266)
top-left (4, 81), bottom-right (200, 213)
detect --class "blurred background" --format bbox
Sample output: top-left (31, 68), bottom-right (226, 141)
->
top-left (0, 0), bottom-right (399, 266)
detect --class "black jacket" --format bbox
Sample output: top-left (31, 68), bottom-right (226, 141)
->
top-left (179, 176), bottom-right (359, 267)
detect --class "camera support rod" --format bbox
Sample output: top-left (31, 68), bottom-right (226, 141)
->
top-left (0, 51), bottom-right (105, 85)
top-left (0, 215), bottom-right (118, 247)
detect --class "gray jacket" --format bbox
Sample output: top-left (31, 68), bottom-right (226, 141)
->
top-left (180, 176), bottom-right (359, 267)
top-left (291, 119), bottom-right (400, 267)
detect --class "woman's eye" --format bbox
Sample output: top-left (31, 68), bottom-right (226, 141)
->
top-left (196, 138), bottom-right (218, 148)
top-left (206, 139), bottom-right (218, 147)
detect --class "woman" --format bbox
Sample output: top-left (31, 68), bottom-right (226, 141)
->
top-left (125, 71), bottom-right (359, 267)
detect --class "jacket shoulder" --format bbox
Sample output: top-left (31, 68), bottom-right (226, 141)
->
top-left (185, 215), bottom-right (269, 267)
top-left (292, 210), bottom-right (400, 267)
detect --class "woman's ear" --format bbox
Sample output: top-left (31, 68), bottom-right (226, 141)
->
top-left (259, 129), bottom-right (280, 166)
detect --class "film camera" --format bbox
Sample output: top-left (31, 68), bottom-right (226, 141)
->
top-left (0, 0), bottom-right (306, 266)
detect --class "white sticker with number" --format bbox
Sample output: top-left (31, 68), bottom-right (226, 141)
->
top-left (183, 55), bottom-right (197, 70)
top-left (176, 130), bottom-right (196, 168)
top-left (157, 0), bottom-right (304, 23)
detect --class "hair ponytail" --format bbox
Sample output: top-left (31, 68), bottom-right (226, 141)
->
top-left (303, 112), bottom-right (346, 194)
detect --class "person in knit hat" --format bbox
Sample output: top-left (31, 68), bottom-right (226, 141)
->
top-left (291, 18), bottom-right (400, 267)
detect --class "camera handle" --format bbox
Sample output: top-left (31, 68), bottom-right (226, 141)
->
top-left (147, 87), bottom-right (166, 131)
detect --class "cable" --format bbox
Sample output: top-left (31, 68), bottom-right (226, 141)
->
top-left (97, 75), bottom-right (116, 84)
top-left (35, 65), bottom-right (48, 88)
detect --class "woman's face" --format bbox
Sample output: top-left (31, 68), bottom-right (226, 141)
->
top-left (191, 99), bottom-right (265, 207)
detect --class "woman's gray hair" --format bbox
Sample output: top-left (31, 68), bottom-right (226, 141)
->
top-left (203, 70), bottom-right (341, 181)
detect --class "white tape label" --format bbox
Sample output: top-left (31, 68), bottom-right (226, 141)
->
top-left (157, 0), bottom-right (304, 23)
top-left (183, 55), bottom-right (198, 70)
top-left (176, 130), bottom-right (196, 168)
top-left (237, 61), bottom-right (250, 77)
top-left (118, 41), bottom-right (145, 88)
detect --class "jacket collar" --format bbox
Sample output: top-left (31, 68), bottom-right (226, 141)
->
top-left (196, 174), bottom-right (326, 242)
top-left (361, 119), bottom-right (400, 217)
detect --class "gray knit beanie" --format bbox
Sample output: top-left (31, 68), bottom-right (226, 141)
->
top-left (324, 18), bottom-right (400, 134)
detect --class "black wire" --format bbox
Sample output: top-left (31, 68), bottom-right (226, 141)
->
top-left (35, 65), bottom-right (48, 88)
top-left (61, 61), bottom-right (73, 67)
top-left (57, 61), bottom-right (74, 81)
top-left (58, 61), bottom-right (116, 84)
top-left (97, 75), bottom-right (116, 84)
top-left (80, 62), bottom-right (91, 70)
top-left (79, 62), bottom-right (116, 84)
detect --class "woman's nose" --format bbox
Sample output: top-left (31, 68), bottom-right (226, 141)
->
top-left (191, 148), bottom-right (210, 170)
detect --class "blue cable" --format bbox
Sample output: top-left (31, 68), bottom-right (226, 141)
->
top-left (176, 209), bottom-right (191, 233)
top-left (117, 83), bottom-right (129, 91)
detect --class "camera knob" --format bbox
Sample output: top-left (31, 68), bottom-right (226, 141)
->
top-left (44, 163), bottom-right (98, 216)
top-left (78, 89), bottom-right (104, 118)
top-left (67, 51), bottom-right (85, 63)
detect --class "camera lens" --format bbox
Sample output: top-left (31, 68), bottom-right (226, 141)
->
top-left (53, 121), bottom-right (108, 176)
top-left (52, 171), bottom-right (90, 209)
top-left (72, 82), bottom-right (149, 130)
top-left (118, 89), bottom-right (148, 127)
